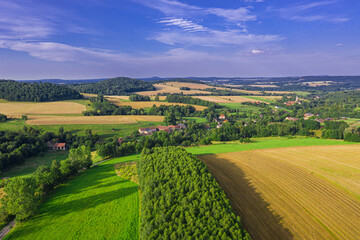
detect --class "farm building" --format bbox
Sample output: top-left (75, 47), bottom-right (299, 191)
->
top-left (304, 113), bottom-right (315, 119)
top-left (53, 143), bottom-right (66, 150)
top-left (219, 114), bottom-right (226, 120)
top-left (285, 117), bottom-right (299, 122)
top-left (138, 127), bottom-right (158, 135)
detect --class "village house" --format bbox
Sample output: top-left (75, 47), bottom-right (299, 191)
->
top-left (285, 117), bottom-right (299, 122)
top-left (53, 143), bottom-right (66, 150)
top-left (138, 127), bottom-right (158, 135)
top-left (285, 96), bottom-right (301, 106)
top-left (304, 113), bottom-right (314, 119)
top-left (219, 114), bottom-right (226, 120)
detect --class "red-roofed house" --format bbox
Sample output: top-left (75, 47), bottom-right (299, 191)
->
top-left (219, 114), bottom-right (226, 120)
top-left (139, 127), bottom-right (158, 135)
top-left (53, 143), bottom-right (66, 150)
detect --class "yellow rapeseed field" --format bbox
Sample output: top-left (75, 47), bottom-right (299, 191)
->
top-left (199, 145), bottom-right (360, 240)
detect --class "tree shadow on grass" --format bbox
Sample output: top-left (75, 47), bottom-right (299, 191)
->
top-left (200, 154), bottom-right (294, 240)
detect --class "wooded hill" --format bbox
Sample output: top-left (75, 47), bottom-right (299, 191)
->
top-left (71, 77), bottom-right (155, 95)
top-left (0, 80), bottom-right (82, 102)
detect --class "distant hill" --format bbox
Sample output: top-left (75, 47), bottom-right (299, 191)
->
top-left (71, 77), bottom-right (156, 95)
top-left (18, 79), bottom-right (106, 85)
top-left (0, 80), bottom-right (82, 102)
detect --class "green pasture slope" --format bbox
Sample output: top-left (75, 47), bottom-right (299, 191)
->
top-left (186, 137), bottom-right (359, 155)
top-left (5, 155), bottom-right (139, 240)
top-left (0, 151), bottom-right (68, 179)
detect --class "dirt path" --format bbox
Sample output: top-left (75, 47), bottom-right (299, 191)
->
top-left (0, 220), bottom-right (15, 239)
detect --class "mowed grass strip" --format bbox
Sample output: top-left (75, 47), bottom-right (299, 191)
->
top-left (108, 99), bottom-right (207, 111)
top-left (4, 155), bottom-right (139, 240)
top-left (0, 101), bottom-right (86, 117)
top-left (186, 137), bottom-right (357, 155)
top-left (199, 145), bottom-right (360, 240)
top-left (25, 115), bottom-right (164, 125)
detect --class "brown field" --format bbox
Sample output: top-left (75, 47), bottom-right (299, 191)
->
top-left (81, 93), bottom-right (98, 98)
top-left (199, 145), bottom-right (360, 240)
top-left (26, 115), bottom-right (164, 125)
top-left (301, 81), bottom-right (334, 87)
top-left (136, 83), bottom-right (213, 96)
top-left (108, 99), bottom-right (206, 111)
top-left (0, 102), bottom-right (86, 117)
top-left (249, 84), bottom-right (279, 88)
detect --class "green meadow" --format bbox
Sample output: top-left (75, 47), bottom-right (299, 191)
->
top-left (0, 151), bottom-right (69, 179)
top-left (186, 137), bottom-right (358, 155)
top-left (4, 155), bottom-right (139, 240)
top-left (0, 120), bottom-right (162, 139)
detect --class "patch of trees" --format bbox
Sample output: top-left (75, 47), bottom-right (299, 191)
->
top-left (0, 145), bottom-right (92, 221)
top-left (71, 77), bottom-right (155, 95)
top-left (138, 147), bottom-right (250, 239)
top-left (0, 80), bottom-right (82, 102)
top-left (179, 86), bottom-right (190, 90)
top-left (166, 95), bottom-right (220, 108)
top-left (322, 121), bottom-right (349, 139)
top-left (129, 94), bottom-right (150, 101)
top-left (0, 114), bottom-right (7, 122)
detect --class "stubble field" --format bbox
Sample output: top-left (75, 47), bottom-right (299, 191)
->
top-left (25, 115), bottom-right (164, 125)
top-left (108, 99), bottom-right (207, 111)
top-left (199, 145), bottom-right (360, 240)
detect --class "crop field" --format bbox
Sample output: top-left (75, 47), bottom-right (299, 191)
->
top-left (108, 99), bottom-right (207, 111)
top-left (0, 101), bottom-right (86, 117)
top-left (4, 155), bottom-right (139, 240)
top-left (199, 145), bottom-right (360, 240)
top-left (193, 95), bottom-right (272, 104)
top-left (25, 115), bottom-right (164, 125)
top-left (136, 83), bottom-right (213, 96)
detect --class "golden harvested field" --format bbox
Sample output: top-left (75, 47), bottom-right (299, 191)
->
top-left (108, 99), bottom-right (206, 111)
top-left (193, 95), bottom-right (269, 103)
top-left (249, 84), bottom-right (279, 88)
top-left (26, 115), bottom-right (164, 125)
top-left (0, 102), bottom-right (86, 117)
top-left (136, 83), bottom-right (212, 96)
top-left (199, 145), bottom-right (360, 240)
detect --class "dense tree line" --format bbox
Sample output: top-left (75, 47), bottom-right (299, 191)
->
top-left (84, 95), bottom-right (200, 117)
top-left (0, 80), bottom-right (82, 102)
top-left (166, 95), bottom-right (220, 108)
top-left (0, 145), bottom-right (92, 221)
top-left (138, 147), bottom-right (250, 240)
top-left (0, 127), bottom-right (99, 172)
top-left (129, 94), bottom-right (150, 101)
top-left (71, 77), bottom-right (155, 95)
top-left (321, 121), bottom-right (348, 139)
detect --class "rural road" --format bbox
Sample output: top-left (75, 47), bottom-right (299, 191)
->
top-left (0, 220), bottom-right (15, 239)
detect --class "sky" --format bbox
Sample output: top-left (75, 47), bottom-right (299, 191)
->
top-left (0, 0), bottom-right (359, 79)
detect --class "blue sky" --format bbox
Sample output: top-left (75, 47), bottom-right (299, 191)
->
top-left (0, 0), bottom-right (359, 79)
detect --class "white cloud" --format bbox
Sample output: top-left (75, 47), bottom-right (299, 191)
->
top-left (336, 43), bottom-right (343, 46)
top-left (251, 49), bottom-right (264, 54)
top-left (158, 18), bottom-right (207, 32)
top-left (272, 1), bottom-right (349, 23)
top-left (206, 7), bottom-right (256, 22)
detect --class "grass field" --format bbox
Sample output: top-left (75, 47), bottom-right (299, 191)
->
top-left (0, 120), bottom-right (162, 139)
top-left (25, 115), bottom-right (164, 125)
top-left (4, 155), bottom-right (139, 240)
top-left (108, 99), bottom-right (207, 111)
top-left (186, 137), bottom-right (358, 155)
top-left (0, 151), bottom-right (69, 179)
top-left (199, 145), bottom-right (360, 240)
top-left (218, 103), bottom-right (261, 111)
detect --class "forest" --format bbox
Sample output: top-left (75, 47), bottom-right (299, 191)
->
top-left (71, 77), bottom-right (155, 95)
top-left (138, 147), bottom-right (250, 239)
top-left (0, 80), bottom-right (82, 102)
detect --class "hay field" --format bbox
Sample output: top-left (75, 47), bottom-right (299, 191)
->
top-left (0, 102), bottom-right (86, 117)
top-left (199, 145), bottom-right (360, 240)
top-left (26, 115), bottom-right (164, 125)
top-left (136, 83), bottom-right (212, 96)
top-left (193, 95), bottom-right (268, 103)
top-left (108, 99), bottom-right (206, 111)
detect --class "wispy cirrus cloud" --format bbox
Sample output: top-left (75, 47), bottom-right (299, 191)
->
top-left (271, 0), bottom-right (349, 23)
top-left (158, 18), bottom-right (207, 32)
top-left (133, 0), bottom-right (256, 23)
